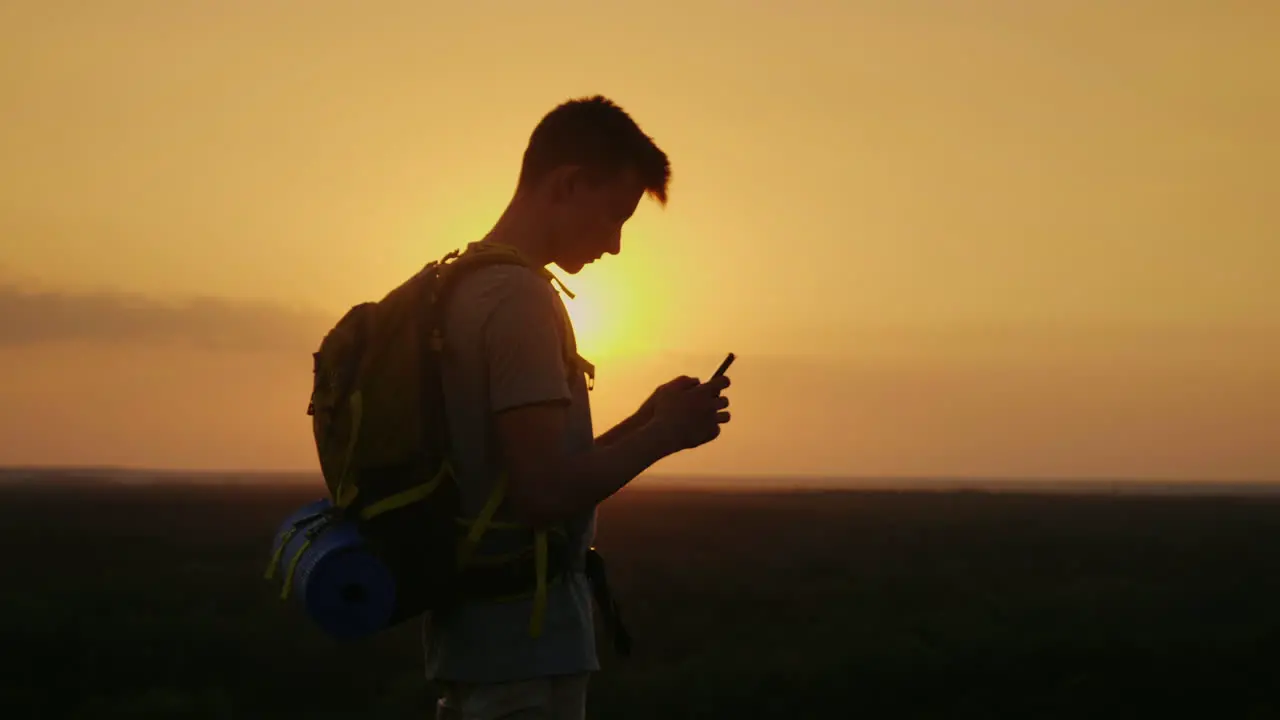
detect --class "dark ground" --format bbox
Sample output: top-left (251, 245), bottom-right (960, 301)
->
top-left (3, 479), bottom-right (1279, 719)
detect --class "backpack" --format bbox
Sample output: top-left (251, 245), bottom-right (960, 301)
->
top-left (264, 242), bottom-right (579, 639)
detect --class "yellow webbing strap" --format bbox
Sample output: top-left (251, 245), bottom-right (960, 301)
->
top-left (333, 391), bottom-right (363, 509)
top-left (478, 573), bottom-right (566, 605)
top-left (270, 462), bottom-right (449, 597)
top-left (545, 271), bottom-right (575, 300)
top-left (280, 518), bottom-right (336, 600)
top-left (452, 525), bottom-right (566, 568)
top-left (264, 506), bottom-right (330, 580)
top-left (463, 242), bottom-right (575, 300)
top-left (530, 529), bottom-right (549, 638)
top-left (280, 535), bottom-right (314, 599)
top-left (271, 390), bottom-right (362, 593)
top-left (263, 525), bottom-right (298, 580)
top-left (358, 460), bottom-right (451, 522)
top-left (576, 353), bottom-right (595, 391)
top-left (457, 475), bottom-right (507, 566)
top-left (458, 518), bottom-right (567, 534)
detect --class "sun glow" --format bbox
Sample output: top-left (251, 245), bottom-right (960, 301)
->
top-left (556, 252), bottom-right (667, 362)
top-left (553, 212), bottom-right (691, 363)
top-left (560, 271), bottom-right (627, 362)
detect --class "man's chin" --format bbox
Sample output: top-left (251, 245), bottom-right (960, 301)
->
top-left (555, 259), bottom-right (586, 275)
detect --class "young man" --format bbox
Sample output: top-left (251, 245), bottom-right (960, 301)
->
top-left (426, 96), bottom-right (732, 720)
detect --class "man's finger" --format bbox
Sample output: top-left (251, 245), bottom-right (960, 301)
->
top-left (699, 375), bottom-right (730, 394)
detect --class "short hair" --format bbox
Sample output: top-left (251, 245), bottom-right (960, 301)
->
top-left (516, 95), bottom-right (671, 205)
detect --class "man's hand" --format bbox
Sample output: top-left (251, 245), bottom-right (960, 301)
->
top-left (595, 375), bottom-right (700, 448)
top-left (647, 374), bottom-right (732, 453)
top-left (635, 375), bottom-right (700, 425)
top-left (498, 374), bottom-right (732, 526)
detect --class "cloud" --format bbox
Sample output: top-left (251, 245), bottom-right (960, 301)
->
top-left (0, 284), bottom-right (332, 352)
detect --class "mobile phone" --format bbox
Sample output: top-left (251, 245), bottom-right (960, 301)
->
top-left (711, 352), bottom-right (736, 379)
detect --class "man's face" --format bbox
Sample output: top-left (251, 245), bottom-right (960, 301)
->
top-left (548, 167), bottom-right (645, 275)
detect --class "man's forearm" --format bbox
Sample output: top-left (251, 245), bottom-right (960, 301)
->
top-left (594, 411), bottom-right (645, 447)
top-left (513, 422), bottom-right (670, 526)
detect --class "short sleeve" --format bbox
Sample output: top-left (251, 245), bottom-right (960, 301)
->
top-left (483, 270), bottom-right (572, 413)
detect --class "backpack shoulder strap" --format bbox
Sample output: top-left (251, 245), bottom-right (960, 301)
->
top-left (436, 242), bottom-right (564, 303)
top-left (424, 242), bottom-right (570, 347)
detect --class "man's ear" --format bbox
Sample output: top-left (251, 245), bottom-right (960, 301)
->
top-left (546, 165), bottom-right (585, 205)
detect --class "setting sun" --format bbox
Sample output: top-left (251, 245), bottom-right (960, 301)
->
top-left (554, 215), bottom-right (678, 362)
top-left (559, 265), bottom-right (640, 362)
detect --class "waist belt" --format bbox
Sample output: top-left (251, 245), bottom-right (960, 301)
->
top-left (452, 543), bottom-right (631, 658)
top-left (455, 542), bottom-right (570, 602)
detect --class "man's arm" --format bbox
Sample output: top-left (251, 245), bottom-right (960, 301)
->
top-left (594, 411), bottom-right (645, 448)
top-left (497, 403), bottom-right (672, 527)
top-left (481, 270), bottom-right (672, 525)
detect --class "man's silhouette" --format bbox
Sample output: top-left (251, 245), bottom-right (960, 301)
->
top-left (426, 96), bottom-right (732, 719)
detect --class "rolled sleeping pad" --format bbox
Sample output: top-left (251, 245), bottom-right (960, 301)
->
top-left (269, 498), bottom-right (398, 641)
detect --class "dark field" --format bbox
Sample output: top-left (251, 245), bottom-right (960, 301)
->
top-left (4, 480), bottom-right (1280, 719)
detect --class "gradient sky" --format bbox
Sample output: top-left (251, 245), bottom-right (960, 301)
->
top-left (2, 0), bottom-right (1277, 481)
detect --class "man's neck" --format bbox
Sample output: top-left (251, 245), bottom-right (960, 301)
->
top-left (479, 196), bottom-right (553, 267)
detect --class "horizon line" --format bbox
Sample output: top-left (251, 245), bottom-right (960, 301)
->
top-left (2, 464), bottom-right (1277, 486)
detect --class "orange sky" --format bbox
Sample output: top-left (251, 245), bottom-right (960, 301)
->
top-left (1, 0), bottom-right (1277, 481)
